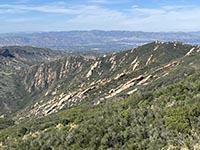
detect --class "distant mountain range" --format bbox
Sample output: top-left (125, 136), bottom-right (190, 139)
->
top-left (0, 31), bottom-right (200, 52)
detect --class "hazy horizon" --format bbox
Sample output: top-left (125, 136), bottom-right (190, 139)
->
top-left (0, 30), bottom-right (200, 34)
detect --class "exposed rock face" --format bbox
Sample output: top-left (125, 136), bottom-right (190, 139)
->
top-left (2, 41), bottom-right (200, 150)
top-left (114, 73), bottom-right (126, 80)
top-left (185, 47), bottom-right (195, 56)
top-left (0, 46), bottom-right (65, 115)
top-left (146, 55), bottom-right (153, 65)
top-left (2, 42), bottom-right (199, 119)
top-left (137, 75), bottom-right (153, 85)
top-left (24, 64), bottom-right (58, 93)
top-left (127, 88), bottom-right (138, 95)
top-left (155, 61), bottom-right (179, 73)
top-left (106, 75), bottom-right (144, 98)
top-left (86, 61), bottom-right (99, 78)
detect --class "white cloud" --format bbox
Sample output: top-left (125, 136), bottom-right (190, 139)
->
top-left (0, 4), bottom-right (75, 14)
top-left (0, 3), bottom-right (200, 31)
top-left (0, 4), bottom-right (103, 15)
top-left (62, 5), bottom-right (200, 31)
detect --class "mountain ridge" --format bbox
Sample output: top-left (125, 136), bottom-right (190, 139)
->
top-left (1, 41), bottom-right (200, 149)
top-left (5, 41), bottom-right (199, 120)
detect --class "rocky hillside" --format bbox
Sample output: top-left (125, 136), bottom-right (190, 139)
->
top-left (0, 42), bottom-right (200, 149)
top-left (0, 42), bottom-right (200, 150)
top-left (0, 46), bottom-right (65, 115)
top-left (2, 72), bottom-right (200, 149)
top-left (6, 41), bottom-right (200, 120)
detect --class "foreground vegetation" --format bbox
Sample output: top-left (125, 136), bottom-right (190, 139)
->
top-left (1, 72), bottom-right (200, 150)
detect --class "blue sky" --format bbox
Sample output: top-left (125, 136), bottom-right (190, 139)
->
top-left (0, 0), bottom-right (200, 32)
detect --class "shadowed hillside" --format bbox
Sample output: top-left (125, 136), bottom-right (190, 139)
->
top-left (0, 46), bottom-right (65, 115)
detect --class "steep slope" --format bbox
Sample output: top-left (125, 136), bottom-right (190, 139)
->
top-left (0, 46), bottom-right (65, 115)
top-left (0, 71), bottom-right (200, 149)
top-left (1, 42), bottom-right (200, 149)
top-left (15, 42), bottom-right (200, 120)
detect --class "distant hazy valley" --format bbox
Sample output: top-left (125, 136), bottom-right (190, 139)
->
top-left (1, 31), bottom-right (200, 52)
